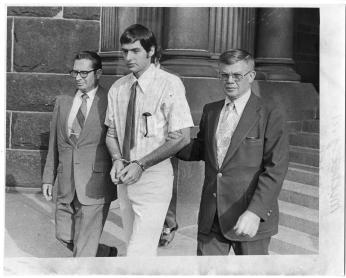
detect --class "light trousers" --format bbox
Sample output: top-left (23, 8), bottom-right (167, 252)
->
top-left (118, 167), bottom-right (174, 256)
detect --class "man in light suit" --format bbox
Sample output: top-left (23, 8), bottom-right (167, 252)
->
top-left (177, 49), bottom-right (289, 255)
top-left (42, 51), bottom-right (117, 257)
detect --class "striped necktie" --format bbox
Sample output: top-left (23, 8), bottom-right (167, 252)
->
top-left (70, 93), bottom-right (89, 144)
top-left (216, 101), bottom-right (237, 167)
top-left (123, 81), bottom-right (138, 161)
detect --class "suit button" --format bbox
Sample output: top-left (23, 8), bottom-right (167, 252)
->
top-left (217, 173), bottom-right (222, 178)
top-left (213, 193), bottom-right (216, 197)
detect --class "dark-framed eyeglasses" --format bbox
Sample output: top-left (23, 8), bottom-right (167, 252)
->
top-left (219, 70), bottom-right (252, 82)
top-left (69, 69), bottom-right (97, 79)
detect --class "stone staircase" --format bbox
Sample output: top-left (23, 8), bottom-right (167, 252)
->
top-left (270, 119), bottom-right (319, 254)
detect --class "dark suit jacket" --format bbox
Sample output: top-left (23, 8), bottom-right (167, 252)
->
top-left (42, 86), bottom-right (116, 205)
top-left (177, 93), bottom-right (289, 241)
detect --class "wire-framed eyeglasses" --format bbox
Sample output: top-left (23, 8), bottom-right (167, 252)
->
top-left (69, 69), bottom-right (97, 79)
top-left (219, 71), bottom-right (252, 82)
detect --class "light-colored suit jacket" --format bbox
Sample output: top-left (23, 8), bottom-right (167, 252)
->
top-left (178, 93), bottom-right (289, 241)
top-left (42, 86), bottom-right (116, 205)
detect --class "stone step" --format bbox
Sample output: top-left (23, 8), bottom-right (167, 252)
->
top-left (270, 225), bottom-right (318, 254)
top-left (302, 119), bottom-right (319, 133)
top-left (289, 132), bottom-right (319, 149)
top-left (287, 121), bottom-right (302, 132)
top-left (289, 146), bottom-right (319, 167)
top-left (278, 199), bottom-right (318, 236)
top-left (286, 162), bottom-right (319, 186)
top-left (279, 180), bottom-right (318, 209)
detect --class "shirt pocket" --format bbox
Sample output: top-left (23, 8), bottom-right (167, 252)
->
top-left (143, 111), bottom-right (166, 137)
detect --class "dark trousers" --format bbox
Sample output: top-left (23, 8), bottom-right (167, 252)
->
top-left (197, 213), bottom-right (271, 255)
top-left (55, 193), bottom-right (111, 257)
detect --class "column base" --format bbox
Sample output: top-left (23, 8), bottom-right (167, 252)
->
top-left (161, 50), bottom-right (218, 78)
top-left (255, 58), bottom-right (301, 81)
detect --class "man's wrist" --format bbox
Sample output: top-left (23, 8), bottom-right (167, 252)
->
top-left (131, 160), bottom-right (145, 171)
top-left (111, 154), bottom-right (122, 163)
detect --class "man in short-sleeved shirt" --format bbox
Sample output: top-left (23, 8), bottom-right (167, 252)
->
top-left (105, 24), bottom-right (193, 256)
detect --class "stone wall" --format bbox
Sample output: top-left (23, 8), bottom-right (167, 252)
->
top-left (6, 7), bottom-right (102, 188)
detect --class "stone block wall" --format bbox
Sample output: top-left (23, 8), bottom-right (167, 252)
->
top-left (6, 7), bottom-right (102, 188)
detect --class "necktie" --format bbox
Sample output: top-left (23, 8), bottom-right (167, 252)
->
top-left (123, 81), bottom-right (138, 161)
top-left (70, 93), bottom-right (89, 144)
top-left (216, 102), bottom-right (237, 167)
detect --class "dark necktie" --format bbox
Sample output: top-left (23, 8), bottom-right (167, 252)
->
top-left (123, 81), bottom-right (138, 160)
top-left (70, 93), bottom-right (89, 144)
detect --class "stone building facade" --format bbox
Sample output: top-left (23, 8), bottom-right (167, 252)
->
top-left (6, 6), bottom-right (319, 254)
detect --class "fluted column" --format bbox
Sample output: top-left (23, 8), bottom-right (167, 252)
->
top-left (161, 7), bottom-right (257, 77)
top-left (160, 7), bottom-right (214, 77)
top-left (209, 7), bottom-right (256, 55)
top-left (255, 8), bottom-right (300, 81)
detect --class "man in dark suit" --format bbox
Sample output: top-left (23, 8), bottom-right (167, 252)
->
top-left (42, 51), bottom-right (117, 257)
top-left (177, 49), bottom-right (289, 255)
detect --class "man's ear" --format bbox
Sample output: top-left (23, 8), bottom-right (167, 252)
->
top-left (248, 70), bottom-right (256, 83)
top-left (95, 68), bottom-right (102, 79)
top-left (148, 46), bottom-right (155, 58)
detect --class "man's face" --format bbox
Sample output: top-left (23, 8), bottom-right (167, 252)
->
top-left (219, 60), bottom-right (256, 100)
top-left (121, 40), bottom-right (154, 78)
top-left (72, 59), bottom-right (100, 93)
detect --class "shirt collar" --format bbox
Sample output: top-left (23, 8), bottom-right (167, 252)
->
top-left (224, 89), bottom-right (251, 115)
top-left (76, 86), bottom-right (98, 100)
top-left (129, 64), bottom-right (156, 94)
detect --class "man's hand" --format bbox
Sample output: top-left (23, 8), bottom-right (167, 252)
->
top-left (233, 210), bottom-right (260, 238)
top-left (110, 160), bottom-right (125, 184)
top-left (117, 162), bottom-right (143, 185)
top-left (42, 183), bottom-right (53, 201)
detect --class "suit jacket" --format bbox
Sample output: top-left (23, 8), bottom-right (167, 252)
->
top-left (177, 93), bottom-right (289, 241)
top-left (42, 86), bottom-right (116, 205)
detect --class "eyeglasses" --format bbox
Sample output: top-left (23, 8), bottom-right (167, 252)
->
top-left (219, 71), bottom-right (252, 82)
top-left (69, 69), bottom-right (97, 79)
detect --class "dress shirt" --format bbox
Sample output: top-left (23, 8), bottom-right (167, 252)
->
top-left (105, 64), bottom-right (194, 164)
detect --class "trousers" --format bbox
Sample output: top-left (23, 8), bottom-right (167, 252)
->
top-left (197, 212), bottom-right (271, 255)
top-left (118, 165), bottom-right (173, 256)
top-left (55, 193), bottom-right (111, 257)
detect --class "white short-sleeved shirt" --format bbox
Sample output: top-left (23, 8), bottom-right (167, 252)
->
top-left (105, 64), bottom-right (194, 167)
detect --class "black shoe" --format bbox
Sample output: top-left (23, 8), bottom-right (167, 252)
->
top-left (108, 246), bottom-right (118, 257)
top-left (159, 224), bottom-right (178, 247)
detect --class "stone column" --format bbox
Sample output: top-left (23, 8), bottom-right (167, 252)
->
top-left (255, 8), bottom-right (300, 81)
top-left (208, 7), bottom-right (256, 55)
top-left (160, 7), bottom-right (214, 77)
top-left (161, 7), bottom-right (257, 77)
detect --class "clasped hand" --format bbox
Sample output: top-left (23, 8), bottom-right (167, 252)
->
top-left (110, 160), bottom-right (143, 185)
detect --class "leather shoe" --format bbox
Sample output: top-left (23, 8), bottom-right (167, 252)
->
top-left (108, 246), bottom-right (118, 257)
top-left (159, 224), bottom-right (178, 247)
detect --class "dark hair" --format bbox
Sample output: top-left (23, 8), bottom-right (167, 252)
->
top-left (120, 24), bottom-right (158, 61)
top-left (219, 49), bottom-right (255, 70)
top-left (74, 51), bottom-right (102, 70)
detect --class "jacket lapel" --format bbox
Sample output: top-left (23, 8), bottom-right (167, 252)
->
top-left (208, 100), bottom-right (224, 169)
top-left (220, 93), bottom-right (261, 169)
top-left (60, 95), bottom-right (74, 144)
